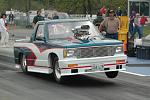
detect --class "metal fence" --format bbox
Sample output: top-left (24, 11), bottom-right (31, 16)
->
top-left (9, 14), bottom-right (33, 28)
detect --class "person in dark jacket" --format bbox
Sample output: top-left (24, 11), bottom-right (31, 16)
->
top-left (33, 10), bottom-right (44, 27)
top-left (9, 12), bottom-right (14, 25)
top-left (116, 7), bottom-right (122, 16)
top-left (129, 10), bottom-right (136, 37)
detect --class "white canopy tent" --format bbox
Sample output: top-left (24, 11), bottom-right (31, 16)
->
top-left (128, 0), bottom-right (150, 16)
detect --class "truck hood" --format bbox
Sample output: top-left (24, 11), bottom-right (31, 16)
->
top-left (48, 38), bottom-right (122, 48)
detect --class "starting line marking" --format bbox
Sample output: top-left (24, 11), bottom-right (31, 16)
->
top-left (121, 71), bottom-right (150, 77)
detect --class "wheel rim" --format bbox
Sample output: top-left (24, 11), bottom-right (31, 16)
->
top-left (55, 61), bottom-right (61, 80)
top-left (22, 55), bottom-right (27, 70)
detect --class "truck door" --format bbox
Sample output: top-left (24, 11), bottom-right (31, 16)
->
top-left (32, 24), bottom-right (49, 67)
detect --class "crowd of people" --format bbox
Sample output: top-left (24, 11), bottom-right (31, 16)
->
top-left (129, 11), bottom-right (148, 39)
top-left (97, 6), bottom-right (148, 40)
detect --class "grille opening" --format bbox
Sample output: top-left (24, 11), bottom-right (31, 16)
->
top-left (75, 46), bottom-right (116, 58)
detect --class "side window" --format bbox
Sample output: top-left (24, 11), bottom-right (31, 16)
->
top-left (36, 25), bottom-right (44, 39)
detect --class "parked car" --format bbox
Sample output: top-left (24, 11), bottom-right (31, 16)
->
top-left (47, 12), bottom-right (69, 19)
top-left (14, 19), bottom-right (127, 83)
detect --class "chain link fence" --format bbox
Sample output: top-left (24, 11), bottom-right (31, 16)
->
top-left (10, 13), bottom-right (34, 28)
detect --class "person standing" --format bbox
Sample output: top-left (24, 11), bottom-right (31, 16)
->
top-left (0, 14), bottom-right (9, 46)
top-left (116, 7), bottom-right (122, 16)
top-left (9, 12), bottom-right (14, 25)
top-left (99, 10), bottom-right (120, 40)
top-left (100, 6), bottom-right (107, 15)
top-left (129, 11), bottom-right (136, 37)
top-left (131, 13), bottom-right (142, 39)
top-left (140, 14), bottom-right (148, 35)
top-left (100, 6), bottom-right (107, 18)
top-left (33, 10), bottom-right (44, 27)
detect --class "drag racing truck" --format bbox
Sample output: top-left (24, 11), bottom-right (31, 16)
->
top-left (14, 19), bottom-right (127, 83)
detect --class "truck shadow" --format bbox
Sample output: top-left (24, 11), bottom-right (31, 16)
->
top-left (19, 72), bottom-right (117, 88)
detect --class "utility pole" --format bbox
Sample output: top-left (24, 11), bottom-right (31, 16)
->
top-left (87, 0), bottom-right (92, 17)
top-left (26, 0), bottom-right (31, 28)
top-left (29, 0), bottom-right (31, 11)
top-left (26, 0), bottom-right (28, 12)
top-left (83, 0), bottom-right (87, 17)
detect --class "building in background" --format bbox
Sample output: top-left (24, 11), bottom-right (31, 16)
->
top-left (128, 0), bottom-right (150, 17)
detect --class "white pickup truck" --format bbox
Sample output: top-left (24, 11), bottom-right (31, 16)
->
top-left (14, 19), bottom-right (127, 83)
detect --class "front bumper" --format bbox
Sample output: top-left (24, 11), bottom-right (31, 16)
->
top-left (59, 54), bottom-right (127, 76)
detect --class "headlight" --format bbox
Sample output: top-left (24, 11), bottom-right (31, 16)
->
top-left (116, 46), bottom-right (124, 54)
top-left (63, 49), bottom-right (76, 58)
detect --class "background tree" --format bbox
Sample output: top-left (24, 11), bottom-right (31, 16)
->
top-left (0, 0), bottom-right (8, 13)
top-left (55, 0), bottom-right (127, 15)
top-left (55, 0), bottom-right (98, 15)
top-left (0, 0), bottom-right (127, 15)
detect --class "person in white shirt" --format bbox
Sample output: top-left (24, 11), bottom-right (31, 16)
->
top-left (0, 14), bottom-right (9, 46)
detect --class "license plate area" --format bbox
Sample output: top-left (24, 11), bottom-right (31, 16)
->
top-left (85, 64), bottom-right (103, 72)
top-left (92, 64), bottom-right (103, 70)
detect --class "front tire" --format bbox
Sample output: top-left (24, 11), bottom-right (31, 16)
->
top-left (20, 54), bottom-right (28, 73)
top-left (53, 58), bottom-right (65, 83)
top-left (105, 71), bottom-right (118, 78)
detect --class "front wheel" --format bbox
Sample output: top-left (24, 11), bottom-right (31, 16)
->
top-left (53, 58), bottom-right (66, 83)
top-left (105, 71), bottom-right (118, 78)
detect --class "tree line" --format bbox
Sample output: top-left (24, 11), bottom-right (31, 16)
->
top-left (0, 0), bottom-right (127, 14)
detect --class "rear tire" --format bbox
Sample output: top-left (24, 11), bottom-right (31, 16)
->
top-left (20, 54), bottom-right (28, 73)
top-left (105, 71), bottom-right (118, 78)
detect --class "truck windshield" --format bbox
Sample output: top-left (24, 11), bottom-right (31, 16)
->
top-left (47, 21), bottom-right (103, 40)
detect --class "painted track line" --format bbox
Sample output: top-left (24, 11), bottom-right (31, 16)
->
top-left (121, 71), bottom-right (150, 77)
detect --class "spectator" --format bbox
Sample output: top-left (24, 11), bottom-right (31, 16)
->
top-left (100, 6), bottom-right (107, 18)
top-left (9, 12), bottom-right (14, 25)
top-left (33, 10), bottom-right (44, 27)
top-left (129, 10), bottom-right (136, 37)
top-left (116, 7), bottom-right (122, 16)
top-left (99, 10), bottom-right (120, 40)
top-left (0, 14), bottom-right (9, 47)
top-left (140, 14), bottom-right (148, 35)
top-left (53, 12), bottom-right (59, 19)
top-left (131, 13), bottom-right (142, 39)
top-left (100, 6), bottom-right (107, 15)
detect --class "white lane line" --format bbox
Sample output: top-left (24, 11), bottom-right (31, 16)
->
top-left (121, 71), bottom-right (150, 77)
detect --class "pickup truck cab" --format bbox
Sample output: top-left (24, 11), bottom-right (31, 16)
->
top-left (14, 19), bottom-right (127, 83)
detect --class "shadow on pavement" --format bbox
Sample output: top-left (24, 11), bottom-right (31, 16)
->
top-left (17, 72), bottom-right (117, 88)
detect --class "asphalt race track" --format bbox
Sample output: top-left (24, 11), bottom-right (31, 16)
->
top-left (0, 59), bottom-right (150, 100)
